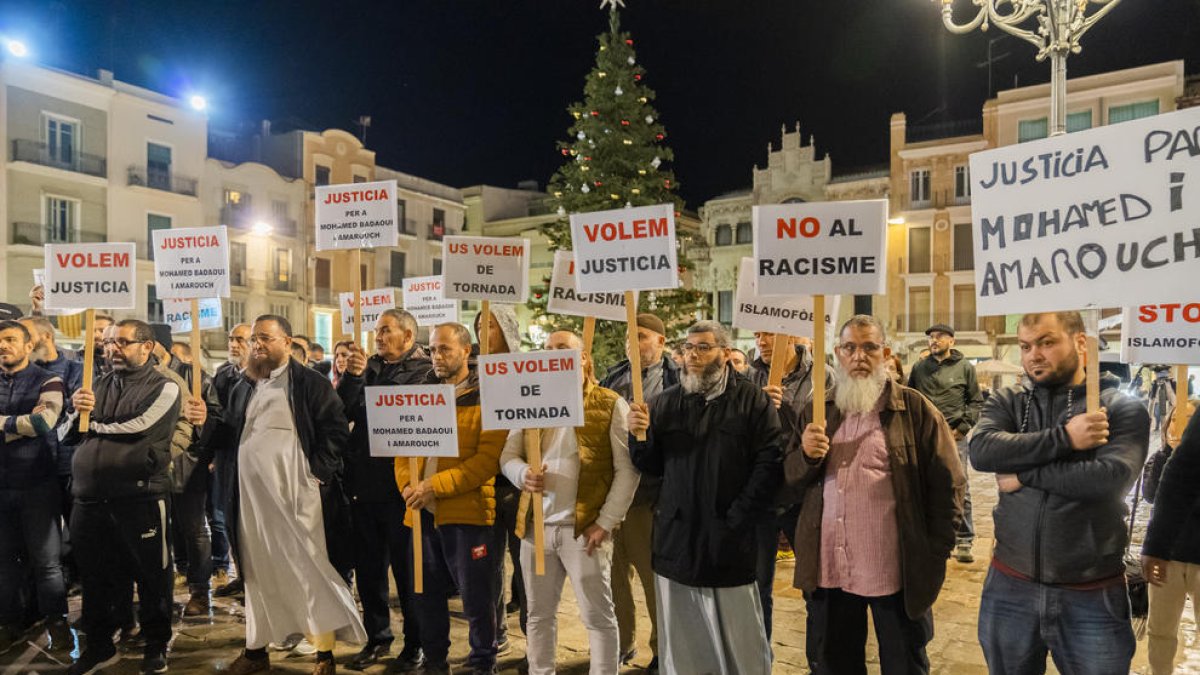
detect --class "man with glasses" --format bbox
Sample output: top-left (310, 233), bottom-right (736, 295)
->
top-left (907, 323), bottom-right (983, 563)
top-left (785, 315), bottom-right (963, 675)
top-left (627, 320), bottom-right (781, 675)
top-left (62, 320), bottom-right (202, 675)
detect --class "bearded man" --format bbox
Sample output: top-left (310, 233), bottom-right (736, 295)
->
top-left (784, 314), bottom-right (964, 675)
top-left (627, 320), bottom-right (782, 675)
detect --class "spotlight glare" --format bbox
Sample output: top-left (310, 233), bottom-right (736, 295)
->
top-left (188, 94), bottom-right (207, 111)
top-left (5, 39), bottom-right (29, 58)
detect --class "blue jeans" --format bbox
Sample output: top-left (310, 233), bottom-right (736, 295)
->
top-left (979, 567), bottom-right (1135, 675)
top-left (0, 479), bottom-right (67, 623)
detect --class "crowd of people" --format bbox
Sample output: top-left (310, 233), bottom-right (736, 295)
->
top-left (0, 291), bottom-right (1196, 675)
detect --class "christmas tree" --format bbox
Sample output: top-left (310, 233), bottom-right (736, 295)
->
top-left (532, 2), bottom-right (709, 374)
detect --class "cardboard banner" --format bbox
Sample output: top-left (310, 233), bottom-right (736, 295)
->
top-left (568, 203), bottom-right (679, 293)
top-left (365, 384), bottom-right (459, 457)
top-left (164, 298), bottom-right (223, 334)
top-left (151, 226), bottom-right (231, 298)
top-left (43, 243), bottom-right (137, 310)
top-left (752, 199), bottom-right (887, 297)
top-left (969, 105), bottom-right (1200, 315)
top-left (1121, 303), bottom-right (1200, 365)
top-left (546, 250), bottom-right (634, 322)
top-left (733, 257), bottom-right (840, 341)
top-left (32, 269), bottom-right (80, 317)
top-left (402, 276), bottom-right (458, 326)
top-left (442, 236), bottom-right (530, 303)
top-left (340, 287), bottom-right (396, 335)
top-left (315, 179), bottom-right (400, 251)
top-left (478, 350), bottom-right (584, 431)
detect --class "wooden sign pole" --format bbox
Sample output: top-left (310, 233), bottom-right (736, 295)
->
top-left (766, 334), bottom-right (790, 388)
top-left (352, 249), bottom-right (363, 345)
top-left (525, 428), bottom-right (546, 576)
top-left (582, 316), bottom-right (596, 357)
top-left (812, 295), bottom-right (827, 428)
top-left (79, 309), bottom-right (96, 432)
top-left (624, 292), bottom-right (645, 441)
top-left (189, 299), bottom-right (202, 401)
top-left (410, 457), bottom-right (423, 594)
top-left (1174, 364), bottom-right (1191, 437)
top-left (480, 301), bottom-right (491, 356)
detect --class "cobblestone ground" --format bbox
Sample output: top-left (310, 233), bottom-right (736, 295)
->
top-left (2, 434), bottom-right (1197, 673)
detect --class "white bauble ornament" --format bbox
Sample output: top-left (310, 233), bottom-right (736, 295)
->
top-left (645, 115), bottom-right (654, 124)
top-left (614, 86), bottom-right (623, 96)
top-left (581, 184), bottom-right (591, 193)
top-left (577, 131), bottom-right (586, 140)
top-left (651, 156), bottom-right (662, 169)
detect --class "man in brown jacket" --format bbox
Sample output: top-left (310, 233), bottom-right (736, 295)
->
top-left (785, 315), bottom-right (963, 675)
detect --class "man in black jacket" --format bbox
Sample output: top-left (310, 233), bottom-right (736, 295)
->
top-left (338, 309), bottom-right (430, 671)
top-left (628, 320), bottom-right (780, 675)
top-left (970, 311), bottom-right (1149, 674)
top-left (210, 323), bottom-right (250, 597)
top-left (61, 319), bottom-right (201, 675)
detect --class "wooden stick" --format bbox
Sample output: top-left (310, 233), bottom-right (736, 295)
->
top-left (1085, 335), bottom-right (1100, 413)
top-left (1174, 365), bottom-right (1191, 437)
top-left (582, 316), bottom-right (596, 356)
top-left (352, 249), bottom-right (363, 343)
top-left (766, 333), bottom-right (789, 388)
top-left (525, 428), bottom-right (546, 576)
top-left (480, 300), bottom-right (491, 356)
top-left (410, 457), bottom-right (423, 594)
top-left (812, 295), bottom-right (827, 428)
top-left (625, 291), bottom-right (645, 441)
top-left (190, 299), bottom-right (202, 401)
top-left (79, 309), bottom-right (96, 432)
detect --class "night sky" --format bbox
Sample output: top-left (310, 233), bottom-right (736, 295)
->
top-left (4, 0), bottom-right (1197, 208)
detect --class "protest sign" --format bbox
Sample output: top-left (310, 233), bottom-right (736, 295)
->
top-left (339, 288), bottom-right (396, 335)
top-left (314, 180), bottom-right (399, 251)
top-left (164, 298), bottom-right (223, 334)
top-left (478, 350), bottom-right (584, 431)
top-left (733, 257), bottom-right (840, 340)
top-left (442, 236), bottom-right (530, 303)
top-left (151, 226), bottom-right (230, 298)
top-left (969, 105), bottom-right (1200, 316)
top-left (546, 250), bottom-right (633, 322)
top-left (752, 200), bottom-right (887, 297)
top-left (43, 243), bottom-right (137, 310)
top-left (402, 276), bottom-right (457, 326)
top-left (32, 269), bottom-right (79, 317)
top-left (1120, 303), bottom-right (1200, 365)
top-left (568, 203), bottom-right (679, 294)
top-left (365, 384), bottom-right (459, 458)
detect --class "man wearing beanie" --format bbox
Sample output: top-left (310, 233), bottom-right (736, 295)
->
top-left (600, 312), bottom-right (678, 672)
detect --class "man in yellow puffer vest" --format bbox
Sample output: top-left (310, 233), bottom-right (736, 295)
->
top-left (393, 323), bottom-right (507, 675)
top-left (499, 329), bottom-right (640, 675)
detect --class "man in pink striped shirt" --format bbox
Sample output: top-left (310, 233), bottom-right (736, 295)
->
top-left (785, 315), bottom-right (964, 675)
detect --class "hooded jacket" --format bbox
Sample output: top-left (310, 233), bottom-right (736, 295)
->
top-left (970, 373), bottom-right (1149, 583)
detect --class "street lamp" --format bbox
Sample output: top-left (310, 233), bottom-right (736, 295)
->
top-left (252, 221), bottom-right (273, 236)
top-left (188, 94), bottom-right (207, 112)
top-left (4, 39), bottom-right (28, 58)
top-left (937, 0), bottom-right (1124, 135)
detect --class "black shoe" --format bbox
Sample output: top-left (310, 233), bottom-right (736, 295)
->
top-left (213, 577), bottom-right (244, 597)
top-left (418, 662), bottom-right (450, 675)
top-left (348, 642), bottom-right (391, 670)
top-left (647, 656), bottom-right (658, 674)
top-left (141, 646), bottom-right (168, 674)
top-left (67, 645), bottom-right (121, 675)
top-left (46, 617), bottom-right (75, 652)
top-left (117, 625), bottom-right (146, 649)
top-left (505, 600), bottom-right (520, 614)
top-left (620, 647), bottom-right (638, 665)
top-left (495, 638), bottom-right (512, 657)
top-left (388, 647), bottom-right (424, 673)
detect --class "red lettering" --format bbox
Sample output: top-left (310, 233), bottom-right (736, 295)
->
top-left (1137, 303), bottom-right (1200, 323)
top-left (1138, 305), bottom-right (1157, 323)
top-left (55, 252), bottom-right (130, 268)
top-left (776, 217), bottom-right (821, 239)
top-left (471, 244), bottom-right (524, 256)
top-left (582, 218), bottom-right (669, 243)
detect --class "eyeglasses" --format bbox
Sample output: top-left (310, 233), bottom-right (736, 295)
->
top-left (251, 334), bottom-right (281, 344)
top-left (102, 338), bottom-right (149, 349)
top-left (680, 342), bottom-right (718, 354)
top-left (837, 342), bottom-right (884, 356)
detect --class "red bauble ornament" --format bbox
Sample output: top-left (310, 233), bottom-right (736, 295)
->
top-left (664, 179), bottom-right (671, 188)
top-left (561, 148), bottom-right (569, 156)
top-left (655, 133), bottom-right (664, 140)
top-left (594, 181), bottom-right (603, 187)
top-left (590, 110), bottom-right (600, 117)
top-left (634, 74), bottom-right (642, 81)
top-left (620, 120), bottom-right (630, 126)
top-left (585, 156), bottom-right (592, 161)
top-left (625, 39), bottom-right (633, 45)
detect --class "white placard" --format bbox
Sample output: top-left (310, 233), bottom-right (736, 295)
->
top-left (402, 276), bottom-right (457, 326)
top-left (365, 384), bottom-right (459, 457)
top-left (568, 204), bottom-right (679, 293)
top-left (442, 236), bottom-right (530, 303)
top-left (339, 288), bottom-right (396, 335)
top-left (752, 200), bottom-right (887, 297)
top-left (733, 257), bottom-right (840, 340)
top-left (478, 350), bottom-right (584, 431)
top-left (32, 269), bottom-right (79, 317)
top-left (315, 179), bottom-right (400, 251)
top-left (1120, 304), bottom-right (1200, 365)
top-left (163, 298), bottom-right (223, 334)
top-left (43, 243), bottom-right (137, 310)
top-left (152, 226), bottom-right (231, 299)
top-left (546, 250), bottom-right (633, 322)
top-left (969, 106), bottom-right (1200, 315)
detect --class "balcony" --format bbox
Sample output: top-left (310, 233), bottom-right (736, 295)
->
top-left (127, 165), bottom-right (198, 197)
top-left (11, 139), bottom-right (106, 178)
top-left (11, 221), bottom-right (106, 246)
top-left (270, 276), bottom-right (296, 293)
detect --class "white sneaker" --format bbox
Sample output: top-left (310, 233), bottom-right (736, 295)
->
top-left (269, 633), bottom-right (302, 651)
top-left (291, 638), bottom-right (317, 656)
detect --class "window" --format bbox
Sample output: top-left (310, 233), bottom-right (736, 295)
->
top-left (907, 286), bottom-right (931, 333)
top-left (715, 224), bottom-right (732, 246)
top-left (1109, 100), bottom-right (1159, 124)
top-left (432, 258), bottom-right (442, 275)
top-left (230, 241), bottom-right (247, 286)
top-left (313, 312), bottom-right (333, 355)
top-left (225, 300), bottom-right (245, 331)
top-left (718, 290), bottom-right (733, 324)
top-left (273, 248), bottom-right (292, 291)
top-left (909, 169), bottom-right (930, 207)
top-left (432, 208), bottom-right (446, 238)
top-left (270, 303), bottom-right (290, 322)
top-left (390, 251), bottom-right (407, 287)
top-left (352, 174), bottom-right (367, 183)
top-left (953, 223), bottom-right (974, 271)
top-left (147, 213), bottom-right (172, 260)
top-left (1067, 110), bottom-right (1093, 133)
top-left (147, 143), bottom-right (172, 189)
top-left (147, 284), bottom-right (163, 323)
top-left (908, 226), bottom-right (931, 274)
top-left (954, 165), bottom-right (971, 202)
top-left (953, 284), bottom-right (976, 332)
top-left (315, 165), bottom-right (331, 186)
top-left (271, 199), bottom-right (288, 219)
top-left (44, 196), bottom-right (78, 242)
top-left (45, 115), bottom-right (77, 166)
top-left (223, 188), bottom-right (246, 205)
top-left (1018, 118), bottom-right (1048, 143)
top-left (397, 199), bottom-right (410, 235)
top-left (315, 258), bottom-right (332, 304)
top-left (735, 222), bottom-right (752, 244)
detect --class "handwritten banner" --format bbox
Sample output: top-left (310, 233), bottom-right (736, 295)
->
top-left (339, 287), bottom-right (396, 335)
top-left (365, 384), bottom-right (460, 457)
top-left (164, 298), bottom-right (223, 334)
top-left (152, 226), bottom-right (230, 299)
top-left (43, 243), bottom-right (137, 310)
top-left (442, 236), bottom-right (530, 303)
top-left (315, 179), bottom-right (399, 251)
top-left (1121, 303), bottom-right (1200, 365)
top-left (546, 250), bottom-right (633, 322)
top-left (568, 203), bottom-right (679, 293)
top-left (478, 350), bottom-right (584, 431)
top-left (733, 257), bottom-right (840, 340)
top-left (969, 105), bottom-right (1200, 315)
top-left (753, 200), bottom-right (887, 297)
